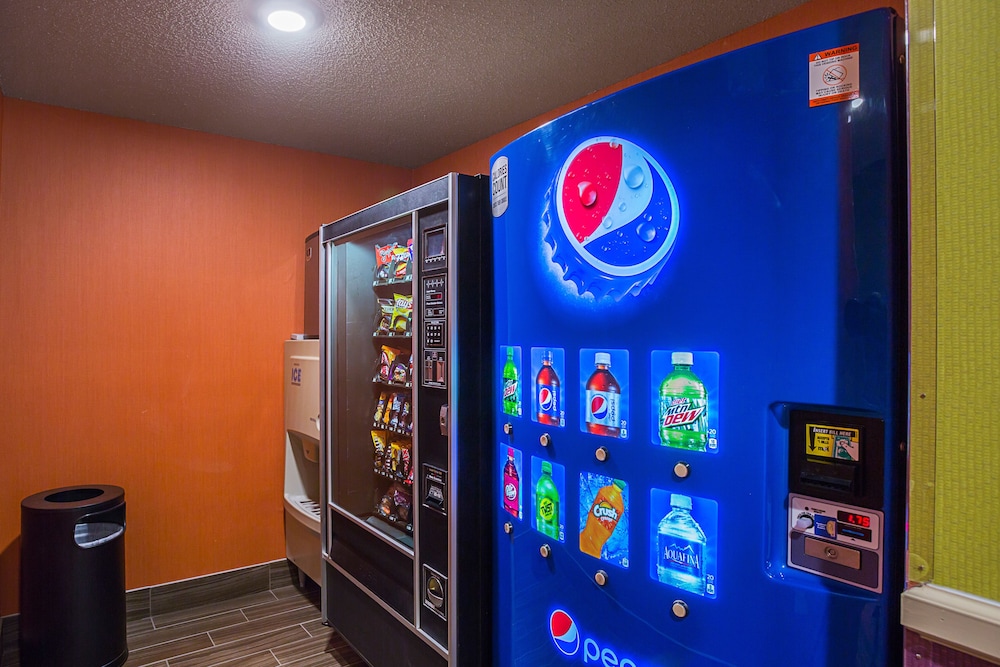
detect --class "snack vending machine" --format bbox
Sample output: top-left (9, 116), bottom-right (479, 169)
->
top-left (490, 10), bottom-right (906, 667)
top-left (320, 174), bottom-right (491, 666)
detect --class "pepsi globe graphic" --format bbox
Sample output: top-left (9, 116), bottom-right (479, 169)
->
top-left (549, 609), bottom-right (580, 656)
top-left (544, 136), bottom-right (679, 300)
top-left (539, 387), bottom-right (555, 411)
top-left (591, 395), bottom-right (609, 421)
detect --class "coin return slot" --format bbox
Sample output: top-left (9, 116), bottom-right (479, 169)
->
top-left (804, 536), bottom-right (861, 570)
top-left (422, 565), bottom-right (448, 621)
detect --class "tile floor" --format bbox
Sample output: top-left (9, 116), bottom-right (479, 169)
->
top-left (2, 578), bottom-right (368, 667)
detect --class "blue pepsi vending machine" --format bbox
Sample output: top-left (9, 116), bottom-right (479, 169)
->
top-left (490, 10), bottom-right (906, 667)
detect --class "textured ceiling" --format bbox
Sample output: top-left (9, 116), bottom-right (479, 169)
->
top-left (0, 0), bottom-right (810, 169)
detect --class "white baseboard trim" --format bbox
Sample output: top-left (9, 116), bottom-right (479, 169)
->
top-left (901, 583), bottom-right (1000, 664)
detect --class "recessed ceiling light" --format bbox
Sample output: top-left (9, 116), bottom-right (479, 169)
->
top-left (267, 9), bottom-right (307, 32)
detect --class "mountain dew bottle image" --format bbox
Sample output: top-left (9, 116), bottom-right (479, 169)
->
top-left (535, 461), bottom-right (560, 539)
top-left (502, 347), bottom-right (520, 416)
top-left (656, 494), bottom-right (707, 594)
top-left (658, 352), bottom-right (707, 450)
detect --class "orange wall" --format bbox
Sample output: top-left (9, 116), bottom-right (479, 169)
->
top-left (413, 0), bottom-right (904, 183)
top-left (0, 99), bottom-right (411, 615)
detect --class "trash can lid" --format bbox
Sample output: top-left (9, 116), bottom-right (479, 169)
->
top-left (21, 485), bottom-right (125, 512)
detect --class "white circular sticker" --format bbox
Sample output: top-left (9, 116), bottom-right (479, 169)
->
top-left (491, 155), bottom-right (509, 218)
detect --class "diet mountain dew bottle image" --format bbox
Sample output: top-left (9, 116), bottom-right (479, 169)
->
top-left (656, 494), bottom-right (707, 595)
top-left (658, 351), bottom-right (708, 450)
top-left (535, 460), bottom-right (560, 539)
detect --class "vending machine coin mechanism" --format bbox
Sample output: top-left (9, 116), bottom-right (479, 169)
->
top-left (786, 408), bottom-right (886, 592)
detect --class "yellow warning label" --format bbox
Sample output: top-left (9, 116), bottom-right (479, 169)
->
top-left (805, 424), bottom-right (860, 461)
top-left (809, 43), bottom-right (860, 108)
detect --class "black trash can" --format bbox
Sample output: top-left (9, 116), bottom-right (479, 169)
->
top-left (19, 485), bottom-right (127, 667)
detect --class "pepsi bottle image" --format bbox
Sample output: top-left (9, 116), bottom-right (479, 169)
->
top-left (656, 494), bottom-right (707, 595)
top-left (535, 461), bottom-right (560, 539)
top-left (585, 352), bottom-right (621, 437)
top-left (535, 350), bottom-right (561, 426)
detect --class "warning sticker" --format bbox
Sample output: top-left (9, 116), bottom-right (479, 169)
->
top-left (808, 43), bottom-right (859, 107)
top-left (805, 423), bottom-right (860, 461)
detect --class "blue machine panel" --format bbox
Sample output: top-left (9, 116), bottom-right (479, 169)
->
top-left (491, 10), bottom-right (905, 667)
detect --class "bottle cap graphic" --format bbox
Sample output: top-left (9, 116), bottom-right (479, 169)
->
top-left (595, 352), bottom-right (611, 366)
top-left (670, 493), bottom-right (692, 510)
top-left (671, 351), bottom-right (693, 365)
top-left (544, 136), bottom-right (679, 300)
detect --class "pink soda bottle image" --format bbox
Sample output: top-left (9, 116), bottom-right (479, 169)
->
top-left (502, 447), bottom-right (521, 519)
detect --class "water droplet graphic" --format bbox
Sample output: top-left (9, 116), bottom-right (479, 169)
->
top-left (609, 140), bottom-right (619, 149)
top-left (625, 165), bottom-right (645, 189)
top-left (618, 203), bottom-right (627, 213)
top-left (602, 216), bottom-right (613, 229)
top-left (578, 181), bottom-right (597, 207)
top-left (637, 222), bottom-right (657, 242)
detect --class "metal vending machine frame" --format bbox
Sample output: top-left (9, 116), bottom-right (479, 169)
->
top-left (319, 174), bottom-right (491, 667)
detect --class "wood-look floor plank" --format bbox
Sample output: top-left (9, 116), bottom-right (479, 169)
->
top-left (242, 588), bottom-right (320, 622)
top-left (128, 609), bottom-right (247, 651)
top-left (209, 605), bottom-right (320, 645)
top-left (123, 632), bottom-right (214, 666)
top-left (168, 626), bottom-right (310, 667)
top-left (151, 590), bottom-right (277, 629)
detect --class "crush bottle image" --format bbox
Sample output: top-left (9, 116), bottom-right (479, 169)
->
top-left (535, 461), bottom-right (560, 539)
top-left (502, 347), bottom-right (520, 416)
top-left (579, 479), bottom-right (626, 558)
top-left (535, 350), bottom-right (561, 426)
top-left (656, 494), bottom-right (707, 594)
top-left (658, 352), bottom-right (708, 450)
top-left (503, 447), bottom-right (520, 518)
top-left (585, 352), bottom-right (621, 436)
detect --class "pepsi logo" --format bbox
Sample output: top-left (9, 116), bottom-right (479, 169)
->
top-left (539, 387), bottom-right (554, 410)
top-left (549, 609), bottom-right (580, 656)
top-left (547, 607), bottom-right (641, 666)
top-left (546, 136), bottom-right (679, 300)
top-left (591, 396), bottom-right (608, 420)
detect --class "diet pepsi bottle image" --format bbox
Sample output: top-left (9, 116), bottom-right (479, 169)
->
top-left (658, 351), bottom-right (708, 451)
top-left (535, 350), bottom-right (561, 426)
top-left (585, 352), bottom-right (621, 437)
top-left (502, 447), bottom-right (520, 519)
top-left (656, 494), bottom-right (707, 595)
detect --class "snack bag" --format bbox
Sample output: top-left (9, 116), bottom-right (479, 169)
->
top-left (392, 244), bottom-right (411, 280)
top-left (399, 443), bottom-right (412, 481)
top-left (375, 242), bottom-right (398, 281)
top-left (376, 346), bottom-right (403, 383)
top-left (392, 293), bottom-right (413, 334)
top-left (377, 492), bottom-right (395, 520)
top-left (371, 430), bottom-right (387, 469)
top-left (392, 483), bottom-right (412, 522)
top-left (389, 354), bottom-right (410, 385)
top-left (375, 298), bottom-right (394, 334)
top-left (387, 392), bottom-right (403, 427)
top-left (373, 392), bottom-right (389, 423)
top-left (388, 441), bottom-right (402, 475)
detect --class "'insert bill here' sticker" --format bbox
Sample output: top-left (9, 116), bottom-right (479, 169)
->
top-left (805, 423), bottom-right (860, 462)
top-left (809, 43), bottom-right (859, 107)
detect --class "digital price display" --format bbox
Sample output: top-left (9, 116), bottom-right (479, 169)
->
top-left (836, 510), bottom-right (873, 541)
top-left (837, 511), bottom-right (871, 528)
